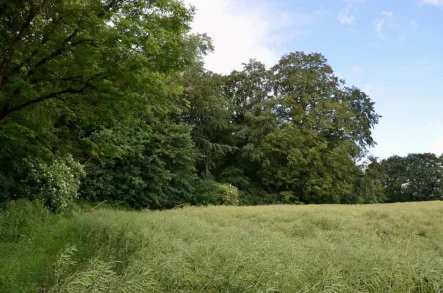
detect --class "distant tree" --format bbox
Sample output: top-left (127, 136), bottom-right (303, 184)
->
top-left (351, 156), bottom-right (386, 204)
top-left (382, 153), bottom-right (443, 202)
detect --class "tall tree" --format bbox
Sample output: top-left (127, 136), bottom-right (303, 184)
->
top-left (219, 53), bottom-right (380, 204)
top-left (0, 0), bottom-right (195, 203)
top-left (180, 66), bottom-right (235, 177)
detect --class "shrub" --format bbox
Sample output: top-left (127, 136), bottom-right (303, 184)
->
top-left (190, 179), bottom-right (221, 206)
top-left (216, 183), bottom-right (239, 206)
top-left (22, 155), bottom-right (85, 211)
top-left (80, 122), bottom-right (198, 210)
top-left (190, 181), bottom-right (240, 206)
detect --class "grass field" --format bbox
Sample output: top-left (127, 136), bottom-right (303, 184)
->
top-left (2, 201), bottom-right (443, 292)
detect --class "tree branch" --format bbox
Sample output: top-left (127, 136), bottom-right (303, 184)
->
top-left (3, 15), bottom-right (66, 85)
top-left (0, 69), bottom-right (107, 124)
top-left (25, 29), bottom-right (79, 79)
top-left (52, 96), bottom-right (79, 118)
top-left (0, 85), bottom-right (88, 125)
top-left (0, 1), bottom-right (38, 88)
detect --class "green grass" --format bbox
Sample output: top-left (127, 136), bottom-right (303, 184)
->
top-left (2, 201), bottom-right (443, 292)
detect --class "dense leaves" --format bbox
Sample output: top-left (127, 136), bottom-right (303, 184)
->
top-left (210, 54), bottom-right (380, 204)
top-left (3, 0), bottom-right (439, 209)
top-left (81, 118), bottom-right (199, 209)
top-left (0, 0), bottom-right (197, 209)
top-left (381, 153), bottom-right (443, 202)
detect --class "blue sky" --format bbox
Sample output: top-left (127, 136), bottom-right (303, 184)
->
top-left (185, 0), bottom-right (443, 159)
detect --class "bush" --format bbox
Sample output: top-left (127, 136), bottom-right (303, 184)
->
top-left (22, 155), bottom-right (85, 211)
top-left (190, 180), bottom-right (240, 206)
top-left (279, 191), bottom-right (304, 205)
top-left (216, 183), bottom-right (239, 206)
top-left (191, 179), bottom-right (221, 206)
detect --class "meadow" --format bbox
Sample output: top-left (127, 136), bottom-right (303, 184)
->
top-left (2, 201), bottom-right (443, 292)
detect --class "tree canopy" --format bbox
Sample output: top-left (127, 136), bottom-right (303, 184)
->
top-left (1, 0), bottom-right (439, 210)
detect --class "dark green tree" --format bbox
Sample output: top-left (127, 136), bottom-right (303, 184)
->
top-left (180, 66), bottom-right (235, 177)
top-left (218, 53), bottom-right (380, 204)
top-left (81, 116), bottom-right (199, 209)
top-left (0, 0), bottom-right (195, 206)
top-left (351, 157), bottom-right (386, 204)
top-left (382, 153), bottom-right (443, 202)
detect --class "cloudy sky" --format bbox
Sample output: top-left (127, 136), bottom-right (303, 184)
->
top-left (182, 0), bottom-right (443, 159)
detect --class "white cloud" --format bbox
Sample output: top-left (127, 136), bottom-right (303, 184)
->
top-left (352, 65), bottom-right (363, 74)
top-left (338, 8), bottom-right (356, 25)
top-left (421, 0), bottom-right (443, 7)
top-left (381, 11), bottom-right (393, 18)
top-left (338, 0), bottom-right (366, 26)
top-left (363, 84), bottom-right (373, 95)
top-left (183, 0), bottom-right (314, 74)
top-left (409, 19), bottom-right (418, 29)
top-left (374, 11), bottom-right (394, 39)
top-left (375, 19), bottom-right (386, 38)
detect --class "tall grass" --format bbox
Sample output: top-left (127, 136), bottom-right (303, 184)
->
top-left (2, 201), bottom-right (443, 292)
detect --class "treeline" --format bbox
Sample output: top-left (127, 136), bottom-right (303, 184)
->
top-left (0, 0), bottom-right (439, 210)
top-left (364, 153), bottom-right (443, 203)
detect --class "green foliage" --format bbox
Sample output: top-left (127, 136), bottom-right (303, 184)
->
top-left (22, 155), bottom-right (85, 210)
top-left (181, 65), bottom-right (236, 176)
top-left (216, 183), bottom-right (240, 206)
top-left (352, 157), bottom-right (386, 204)
top-left (81, 119), bottom-right (199, 209)
top-left (213, 53), bottom-right (379, 204)
top-left (381, 153), bottom-right (443, 202)
top-left (191, 179), bottom-right (223, 206)
top-left (219, 167), bottom-right (251, 189)
top-left (0, 0), bottom-right (195, 207)
top-left (0, 0), bottom-right (384, 208)
top-left (279, 191), bottom-right (304, 204)
top-left (0, 154), bottom-right (84, 211)
top-left (0, 199), bottom-right (51, 242)
top-left (0, 0), bottom-right (389, 208)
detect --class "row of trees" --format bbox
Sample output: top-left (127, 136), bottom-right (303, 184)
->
top-left (0, 0), bottom-right (440, 210)
top-left (364, 154), bottom-right (443, 203)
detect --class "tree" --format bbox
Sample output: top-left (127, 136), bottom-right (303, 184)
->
top-left (81, 117), bottom-right (199, 209)
top-left (0, 0), bottom-right (196, 205)
top-left (218, 53), bottom-right (380, 204)
top-left (180, 66), bottom-right (235, 177)
top-left (351, 156), bottom-right (386, 204)
top-left (1, 2), bottom-right (383, 208)
top-left (0, 0), bottom-right (193, 127)
top-left (382, 153), bottom-right (443, 202)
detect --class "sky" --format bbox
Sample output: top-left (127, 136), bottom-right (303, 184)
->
top-left (182, 0), bottom-right (443, 159)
